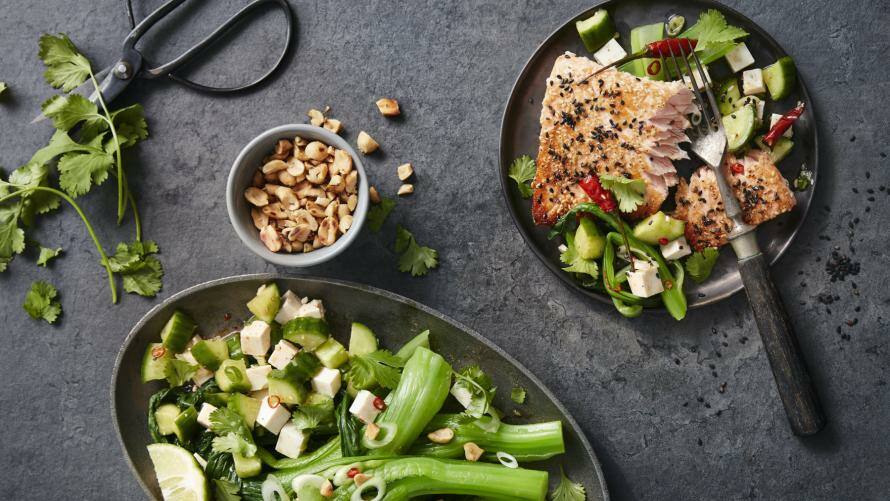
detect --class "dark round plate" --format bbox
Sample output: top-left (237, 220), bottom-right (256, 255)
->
top-left (111, 274), bottom-right (609, 500)
top-left (499, 0), bottom-right (818, 310)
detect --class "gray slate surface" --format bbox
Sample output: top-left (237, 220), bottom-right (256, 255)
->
top-left (1, 0), bottom-right (887, 499)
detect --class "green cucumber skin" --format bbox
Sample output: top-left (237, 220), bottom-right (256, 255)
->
top-left (141, 342), bottom-right (172, 383)
top-left (246, 283), bottom-right (281, 323)
top-left (191, 339), bottom-right (228, 371)
top-left (629, 23), bottom-right (665, 80)
top-left (282, 317), bottom-right (330, 351)
top-left (576, 9), bottom-right (616, 53)
top-left (723, 104), bottom-right (757, 152)
top-left (632, 211), bottom-right (685, 245)
top-left (348, 323), bottom-right (378, 357)
top-left (763, 56), bottom-right (796, 100)
top-left (314, 338), bottom-right (348, 369)
top-left (395, 330), bottom-right (430, 362)
top-left (268, 376), bottom-right (308, 405)
top-left (216, 359), bottom-right (251, 393)
top-left (160, 310), bottom-right (197, 354)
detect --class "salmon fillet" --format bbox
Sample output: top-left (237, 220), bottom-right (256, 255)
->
top-left (531, 52), bottom-right (696, 225)
top-left (674, 149), bottom-right (797, 250)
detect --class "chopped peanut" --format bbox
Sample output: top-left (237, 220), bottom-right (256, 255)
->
top-left (353, 473), bottom-right (371, 486)
top-left (307, 109), bottom-right (325, 126)
top-left (397, 163), bottom-right (414, 181)
top-left (356, 131), bottom-right (379, 154)
top-left (427, 427), bottom-right (454, 444)
top-left (369, 186), bottom-right (381, 204)
top-left (375, 98), bottom-right (401, 117)
top-left (365, 423), bottom-right (380, 440)
top-left (323, 118), bottom-right (342, 134)
top-left (397, 183), bottom-right (414, 196)
top-left (463, 442), bottom-right (484, 462)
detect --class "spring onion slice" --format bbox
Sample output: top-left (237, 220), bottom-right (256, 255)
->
top-left (261, 475), bottom-right (290, 501)
top-left (496, 451), bottom-right (519, 469)
top-left (361, 422), bottom-right (399, 449)
top-left (291, 474), bottom-right (326, 493)
top-left (351, 476), bottom-right (386, 501)
top-left (334, 463), bottom-right (363, 486)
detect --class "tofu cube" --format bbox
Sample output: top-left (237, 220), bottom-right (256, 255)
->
top-left (296, 299), bottom-right (325, 319)
top-left (725, 43), bottom-right (755, 73)
top-left (273, 290), bottom-right (302, 324)
top-left (240, 321), bottom-right (271, 357)
top-left (769, 113), bottom-right (793, 138)
top-left (626, 260), bottom-right (665, 298)
top-left (268, 340), bottom-right (300, 370)
top-left (660, 236), bottom-right (692, 261)
top-left (742, 68), bottom-right (766, 95)
top-left (593, 39), bottom-right (627, 67)
top-left (246, 364), bottom-right (273, 391)
top-left (311, 367), bottom-right (342, 398)
top-left (193, 367), bottom-right (214, 387)
top-left (197, 403), bottom-right (218, 429)
top-left (349, 390), bottom-right (382, 424)
top-left (450, 385), bottom-right (474, 409)
top-left (275, 422), bottom-right (309, 459)
top-left (682, 65), bottom-right (711, 91)
top-left (256, 396), bottom-right (291, 434)
top-left (176, 350), bottom-right (199, 366)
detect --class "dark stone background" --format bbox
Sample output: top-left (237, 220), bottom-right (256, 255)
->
top-left (1, 1), bottom-right (887, 499)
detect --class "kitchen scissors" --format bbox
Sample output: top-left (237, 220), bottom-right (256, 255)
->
top-left (33, 0), bottom-right (294, 123)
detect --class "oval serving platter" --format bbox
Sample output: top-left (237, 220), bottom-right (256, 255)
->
top-left (499, 0), bottom-right (818, 310)
top-left (111, 274), bottom-right (609, 500)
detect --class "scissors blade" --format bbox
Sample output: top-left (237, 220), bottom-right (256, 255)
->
top-left (30, 65), bottom-right (115, 124)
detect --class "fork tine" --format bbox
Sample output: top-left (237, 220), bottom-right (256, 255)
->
top-left (666, 45), bottom-right (707, 137)
top-left (690, 50), bottom-right (724, 130)
top-left (677, 44), bottom-right (715, 133)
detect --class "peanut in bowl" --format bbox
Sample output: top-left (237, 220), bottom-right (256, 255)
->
top-left (226, 124), bottom-right (369, 267)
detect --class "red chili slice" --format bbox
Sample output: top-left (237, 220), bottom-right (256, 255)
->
top-left (578, 175), bottom-right (617, 213)
top-left (347, 467), bottom-right (360, 478)
top-left (647, 59), bottom-right (662, 76)
top-left (268, 395), bottom-right (281, 408)
top-left (646, 38), bottom-right (698, 57)
top-left (658, 237), bottom-right (670, 245)
top-left (151, 346), bottom-right (167, 359)
top-left (763, 102), bottom-right (805, 147)
top-left (373, 397), bottom-right (387, 411)
top-left (730, 163), bottom-right (745, 175)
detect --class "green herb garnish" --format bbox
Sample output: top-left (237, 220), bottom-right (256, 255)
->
top-left (685, 247), bottom-right (720, 283)
top-left (36, 245), bottom-right (62, 267)
top-left (23, 280), bottom-right (62, 323)
top-left (598, 174), bottom-right (645, 213)
top-left (164, 359), bottom-right (197, 387)
top-left (508, 155), bottom-right (536, 198)
top-left (347, 349), bottom-right (405, 390)
top-left (367, 197), bottom-right (396, 232)
top-left (511, 386), bottom-right (527, 404)
top-left (395, 225), bottom-right (438, 277)
top-left (551, 467), bottom-right (586, 501)
top-left (560, 233), bottom-right (599, 279)
top-left (452, 365), bottom-right (496, 419)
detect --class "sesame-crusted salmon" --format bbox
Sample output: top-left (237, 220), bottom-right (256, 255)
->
top-left (531, 52), bottom-right (696, 225)
top-left (674, 149), bottom-right (797, 250)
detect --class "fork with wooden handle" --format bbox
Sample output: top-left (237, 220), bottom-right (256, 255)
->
top-left (666, 46), bottom-right (826, 436)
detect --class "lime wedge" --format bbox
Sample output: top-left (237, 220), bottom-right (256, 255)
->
top-left (147, 443), bottom-right (209, 501)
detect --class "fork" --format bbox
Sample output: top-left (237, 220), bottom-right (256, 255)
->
top-left (666, 46), bottom-right (826, 436)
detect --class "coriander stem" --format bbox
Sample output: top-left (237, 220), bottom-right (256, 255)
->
top-left (0, 187), bottom-right (118, 303)
top-left (88, 71), bottom-right (126, 223)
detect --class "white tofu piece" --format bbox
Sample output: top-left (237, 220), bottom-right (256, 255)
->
top-left (193, 453), bottom-right (207, 469)
top-left (246, 364), bottom-right (273, 391)
top-left (273, 290), bottom-right (302, 324)
top-left (240, 321), bottom-right (271, 357)
top-left (197, 403), bottom-right (218, 429)
top-left (193, 367), bottom-right (214, 387)
top-left (742, 68), bottom-right (765, 95)
top-left (268, 340), bottom-right (300, 370)
top-left (256, 396), bottom-right (291, 434)
top-left (185, 335), bottom-right (203, 350)
top-left (593, 38), bottom-right (627, 67)
top-left (349, 390), bottom-right (382, 424)
top-left (725, 43), bottom-right (755, 73)
top-left (311, 367), bottom-right (342, 398)
top-left (450, 385), bottom-right (474, 409)
top-left (769, 113), bottom-right (793, 138)
top-left (626, 260), bottom-right (665, 298)
top-left (176, 350), bottom-right (199, 366)
top-left (682, 65), bottom-right (711, 91)
top-left (660, 236), bottom-right (692, 261)
top-left (296, 299), bottom-right (325, 320)
top-left (747, 97), bottom-right (765, 122)
top-left (275, 421), bottom-right (310, 458)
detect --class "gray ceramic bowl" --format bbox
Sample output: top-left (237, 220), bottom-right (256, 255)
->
top-left (111, 274), bottom-right (609, 500)
top-left (226, 125), bottom-right (369, 267)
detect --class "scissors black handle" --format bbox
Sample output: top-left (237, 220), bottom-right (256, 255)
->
top-left (125, 0), bottom-right (294, 93)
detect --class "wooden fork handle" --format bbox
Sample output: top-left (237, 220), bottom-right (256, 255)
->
top-left (737, 252), bottom-right (826, 436)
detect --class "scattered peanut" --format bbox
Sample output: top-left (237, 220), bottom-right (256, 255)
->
top-left (427, 427), bottom-right (455, 444)
top-left (356, 131), bottom-right (379, 154)
top-left (307, 108), bottom-right (325, 126)
top-left (323, 118), bottom-right (342, 134)
top-left (397, 163), bottom-right (414, 181)
top-left (319, 480), bottom-right (334, 497)
top-left (353, 473), bottom-right (371, 487)
top-left (464, 442), bottom-right (484, 462)
top-left (369, 186), bottom-right (381, 204)
top-left (397, 183), bottom-right (414, 196)
top-left (339, 215), bottom-right (353, 233)
top-left (365, 423), bottom-right (380, 440)
top-left (376, 98), bottom-right (401, 117)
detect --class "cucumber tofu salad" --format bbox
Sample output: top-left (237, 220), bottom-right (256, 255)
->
top-left (509, 8), bottom-right (808, 319)
top-left (141, 283), bottom-right (571, 501)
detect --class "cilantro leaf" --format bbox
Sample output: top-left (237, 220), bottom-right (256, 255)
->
top-left (560, 233), bottom-right (599, 279)
top-left (38, 33), bottom-right (92, 92)
top-left (680, 10), bottom-right (748, 48)
top-left (164, 359), bottom-right (197, 387)
top-left (0, 256), bottom-right (11, 272)
top-left (452, 365), bottom-right (496, 419)
top-left (0, 204), bottom-right (25, 262)
top-left (511, 386), bottom-right (527, 404)
top-left (41, 94), bottom-right (100, 131)
top-left (685, 247), bottom-right (720, 283)
top-left (108, 241), bottom-right (164, 297)
top-left (292, 399), bottom-right (335, 430)
top-left (598, 174), bottom-right (645, 213)
top-left (212, 479), bottom-right (241, 501)
top-left (6, 162), bottom-right (61, 224)
top-left (367, 197), bottom-right (396, 232)
top-left (23, 280), bottom-right (62, 323)
top-left (551, 467), bottom-right (586, 501)
top-left (0, 82), bottom-right (7, 96)
top-left (209, 407), bottom-right (256, 455)
top-left (212, 432), bottom-right (257, 457)
top-left (36, 245), bottom-right (62, 266)
top-left (80, 103), bottom-right (149, 150)
top-left (508, 155), bottom-right (536, 198)
top-left (347, 350), bottom-right (405, 390)
top-left (57, 146), bottom-right (114, 197)
top-left (395, 225), bottom-right (438, 277)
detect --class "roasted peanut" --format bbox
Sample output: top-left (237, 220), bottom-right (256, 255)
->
top-left (244, 187), bottom-right (269, 206)
top-left (397, 183), bottom-right (414, 196)
top-left (260, 225), bottom-right (282, 252)
top-left (369, 186), bottom-right (381, 204)
top-left (317, 217), bottom-right (338, 246)
top-left (397, 163), bottom-right (414, 181)
top-left (251, 208), bottom-right (268, 230)
top-left (427, 428), bottom-right (454, 444)
top-left (356, 131), bottom-right (379, 154)
top-left (463, 442), bottom-right (484, 462)
top-left (305, 141), bottom-right (328, 161)
top-left (307, 109), bottom-right (325, 126)
top-left (375, 98), bottom-right (401, 117)
top-left (262, 159), bottom-right (288, 174)
top-left (323, 118), bottom-right (342, 134)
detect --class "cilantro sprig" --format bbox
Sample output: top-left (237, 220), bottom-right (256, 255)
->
top-left (367, 197), bottom-right (396, 232)
top-left (598, 174), bottom-right (645, 213)
top-left (679, 10), bottom-right (749, 65)
top-left (346, 349), bottom-right (405, 390)
top-left (685, 247), bottom-right (720, 283)
top-left (551, 467), bottom-right (586, 501)
top-left (452, 365), bottom-right (497, 419)
top-left (395, 225), bottom-right (438, 277)
top-left (508, 155), bottom-right (536, 198)
top-left (23, 280), bottom-right (62, 324)
top-left (560, 233), bottom-right (599, 279)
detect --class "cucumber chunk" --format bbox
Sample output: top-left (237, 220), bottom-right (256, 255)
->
top-left (247, 283), bottom-right (280, 323)
top-left (716, 78), bottom-right (742, 116)
top-left (228, 394), bottom-right (261, 429)
top-left (272, 352), bottom-right (321, 383)
top-left (267, 375), bottom-right (308, 405)
top-left (314, 338), bottom-right (348, 369)
top-left (348, 323), bottom-right (378, 357)
top-left (173, 406), bottom-right (199, 443)
top-left (154, 403), bottom-right (180, 436)
top-left (160, 310), bottom-right (197, 354)
top-left (141, 342), bottom-right (172, 383)
top-left (226, 336), bottom-right (243, 360)
top-left (576, 9), bottom-right (616, 53)
top-left (282, 317), bottom-right (330, 351)
top-left (395, 330), bottom-right (430, 362)
top-left (216, 359), bottom-right (251, 393)
top-left (204, 392), bottom-right (232, 407)
top-left (191, 339), bottom-right (228, 371)
top-left (632, 211), bottom-right (686, 245)
top-left (723, 104), bottom-right (756, 152)
top-left (575, 217), bottom-right (606, 259)
top-left (304, 392), bottom-right (334, 406)
top-left (626, 23), bottom-right (665, 80)
top-left (762, 56), bottom-right (796, 100)
top-left (756, 136), bottom-right (795, 164)
top-left (232, 452), bottom-right (262, 478)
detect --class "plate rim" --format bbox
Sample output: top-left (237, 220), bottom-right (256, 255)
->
top-left (497, 0), bottom-right (819, 311)
top-left (110, 273), bottom-right (610, 500)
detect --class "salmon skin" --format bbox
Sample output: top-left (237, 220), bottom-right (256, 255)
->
top-left (674, 149), bottom-right (797, 250)
top-left (532, 52), bottom-right (696, 225)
